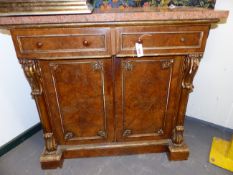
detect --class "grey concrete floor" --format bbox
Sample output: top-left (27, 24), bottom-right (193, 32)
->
top-left (0, 118), bottom-right (232, 175)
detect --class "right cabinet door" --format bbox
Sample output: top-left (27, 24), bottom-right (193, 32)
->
top-left (115, 56), bottom-right (183, 141)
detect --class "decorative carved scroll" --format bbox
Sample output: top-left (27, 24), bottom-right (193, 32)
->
top-left (157, 128), bottom-right (164, 135)
top-left (92, 61), bottom-right (103, 71)
top-left (123, 129), bottom-right (132, 137)
top-left (182, 54), bottom-right (203, 92)
top-left (161, 60), bottom-right (173, 69)
top-left (64, 131), bottom-right (74, 140)
top-left (123, 61), bottom-right (133, 71)
top-left (50, 63), bottom-right (59, 71)
top-left (19, 59), bottom-right (42, 97)
top-left (97, 130), bottom-right (106, 137)
top-left (44, 132), bottom-right (57, 153)
top-left (172, 126), bottom-right (184, 146)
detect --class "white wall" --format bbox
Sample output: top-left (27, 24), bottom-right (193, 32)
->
top-left (0, 30), bottom-right (39, 147)
top-left (187, 0), bottom-right (233, 129)
top-left (0, 1), bottom-right (232, 147)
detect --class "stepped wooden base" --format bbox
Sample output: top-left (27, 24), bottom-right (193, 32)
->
top-left (40, 148), bottom-right (63, 169)
top-left (167, 143), bottom-right (190, 161)
top-left (39, 140), bottom-right (190, 169)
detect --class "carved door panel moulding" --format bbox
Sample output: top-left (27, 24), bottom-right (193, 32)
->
top-left (38, 59), bottom-right (114, 145)
top-left (117, 57), bottom-right (182, 141)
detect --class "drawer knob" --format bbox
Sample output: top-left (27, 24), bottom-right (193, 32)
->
top-left (36, 42), bottom-right (43, 48)
top-left (180, 37), bottom-right (185, 42)
top-left (83, 40), bottom-right (90, 47)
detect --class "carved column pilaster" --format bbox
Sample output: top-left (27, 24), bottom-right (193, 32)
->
top-left (172, 53), bottom-right (203, 146)
top-left (19, 59), bottom-right (62, 167)
top-left (166, 53), bottom-right (202, 161)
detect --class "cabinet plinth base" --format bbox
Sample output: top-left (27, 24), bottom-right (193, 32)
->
top-left (167, 143), bottom-right (189, 161)
top-left (40, 148), bottom-right (64, 169)
top-left (39, 140), bottom-right (190, 169)
top-left (63, 140), bottom-right (168, 159)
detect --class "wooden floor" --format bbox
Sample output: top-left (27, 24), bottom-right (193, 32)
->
top-left (0, 117), bottom-right (232, 175)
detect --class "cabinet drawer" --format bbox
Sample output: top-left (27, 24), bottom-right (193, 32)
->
top-left (116, 25), bottom-right (209, 56)
top-left (11, 27), bottom-right (111, 59)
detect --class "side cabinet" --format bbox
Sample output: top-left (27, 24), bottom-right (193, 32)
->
top-left (10, 23), bottom-right (208, 169)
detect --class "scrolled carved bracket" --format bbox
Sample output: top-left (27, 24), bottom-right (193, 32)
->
top-left (156, 128), bottom-right (164, 135)
top-left (182, 53), bottom-right (203, 93)
top-left (92, 61), bottom-right (103, 71)
top-left (49, 63), bottom-right (59, 71)
top-left (172, 126), bottom-right (184, 146)
top-left (19, 59), bottom-right (42, 97)
top-left (123, 129), bottom-right (132, 137)
top-left (64, 131), bottom-right (75, 140)
top-left (123, 61), bottom-right (133, 71)
top-left (161, 60), bottom-right (174, 69)
top-left (44, 132), bottom-right (57, 153)
top-left (97, 130), bottom-right (106, 138)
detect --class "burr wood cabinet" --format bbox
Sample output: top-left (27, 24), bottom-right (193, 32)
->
top-left (10, 24), bottom-right (206, 168)
top-left (0, 8), bottom-right (227, 169)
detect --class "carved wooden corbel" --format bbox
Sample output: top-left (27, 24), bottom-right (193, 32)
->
top-left (172, 125), bottom-right (184, 146)
top-left (182, 53), bottom-right (203, 92)
top-left (19, 59), bottom-right (42, 97)
top-left (44, 132), bottom-right (57, 153)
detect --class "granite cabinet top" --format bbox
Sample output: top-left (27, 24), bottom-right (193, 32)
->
top-left (93, 0), bottom-right (216, 9)
top-left (0, 7), bottom-right (228, 27)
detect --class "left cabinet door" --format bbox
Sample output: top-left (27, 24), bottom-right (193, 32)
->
top-left (38, 59), bottom-right (114, 145)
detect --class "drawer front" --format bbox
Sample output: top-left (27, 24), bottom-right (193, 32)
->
top-left (116, 25), bottom-right (209, 56)
top-left (11, 27), bottom-right (111, 59)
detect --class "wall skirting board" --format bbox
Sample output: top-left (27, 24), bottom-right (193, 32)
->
top-left (0, 123), bottom-right (41, 157)
top-left (0, 117), bottom-right (232, 157)
top-left (185, 116), bottom-right (233, 133)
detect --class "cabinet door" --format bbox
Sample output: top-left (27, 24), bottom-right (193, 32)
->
top-left (39, 59), bottom-right (114, 145)
top-left (115, 56), bottom-right (183, 141)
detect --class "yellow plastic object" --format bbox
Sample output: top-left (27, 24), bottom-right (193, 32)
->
top-left (209, 136), bottom-right (233, 172)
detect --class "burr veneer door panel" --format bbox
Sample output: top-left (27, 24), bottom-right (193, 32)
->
top-left (39, 58), bottom-right (114, 145)
top-left (115, 56), bottom-right (183, 141)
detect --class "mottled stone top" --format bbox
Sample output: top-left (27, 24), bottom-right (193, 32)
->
top-left (93, 0), bottom-right (216, 9)
top-left (0, 7), bottom-right (228, 27)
